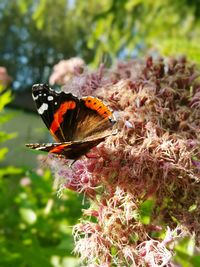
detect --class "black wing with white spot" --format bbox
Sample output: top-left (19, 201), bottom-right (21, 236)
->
top-left (32, 84), bottom-right (79, 142)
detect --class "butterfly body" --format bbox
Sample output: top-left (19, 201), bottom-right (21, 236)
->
top-left (26, 84), bottom-right (116, 159)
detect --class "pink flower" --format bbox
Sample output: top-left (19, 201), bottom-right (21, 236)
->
top-left (49, 57), bottom-right (85, 86)
top-left (20, 177), bottom-right (31, 186)
top-left (137, 239), bottom-right (172, 266)
top-left (46, 57), bottom-right (200, 266)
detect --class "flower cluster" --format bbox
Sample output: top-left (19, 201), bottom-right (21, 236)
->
top-left (49, 56), bottom-right (200, 266)
top-left (49, 57), bottom-right (85, 86)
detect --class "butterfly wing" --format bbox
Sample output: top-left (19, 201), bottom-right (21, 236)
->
top-left (32, 84), bottom-right (79, 142)
top-left (72, 96), bottom-right (116, 141)
top-left (32, 84), bottom-right (116, 142)
top-left (26, 135), bottom-right (108, 160)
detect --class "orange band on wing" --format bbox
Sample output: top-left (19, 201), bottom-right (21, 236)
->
top-left (50, 101), bottom-right (76, 134)
top-left (82, 97), bottom-right (112, 118)
top-left (50, 144), bottom-right (70, 153)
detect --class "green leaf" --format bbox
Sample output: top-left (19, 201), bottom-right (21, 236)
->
top-left (191, 256), bottom-right (200, 266)
top-left (18, 0), bottom-right (29, 14)
top-left (19, 208), bottom-right (37, 225)
top-left (0, 147), bottom-right (8, 161)
top-left (0, 166), bottom-right (24, 178)
top-left (139, 198), bottom-right (154, 225)
top-left (173, 236), bottom-right (197, 266)
top-left (0, 90), bottom-right (12, 111)
top-left (0, 131), bottom-right (17, 143)
top-left (0, 112), bottom-right (15, 124)
top-left (14, 243), bottom-right (53, 267)
top-left (111, 246), bottom-right (118, 256)
top-left (189, 204), bottom-right (197, 212)
top-left (176, 236), bottom-right (195, 256)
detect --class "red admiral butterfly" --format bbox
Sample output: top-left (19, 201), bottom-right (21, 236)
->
top-left (26, 84), bottom-right (116, 159)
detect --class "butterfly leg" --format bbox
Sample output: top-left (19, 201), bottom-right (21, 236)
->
top-left (68, 159), bottom-right (77, 167)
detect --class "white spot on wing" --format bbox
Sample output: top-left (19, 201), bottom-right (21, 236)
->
top-left (48, 96), bottom-right (54, 101)
top-left (32, 94), bottom-right (39, 100)
top-left (38, 103), bottom-right (48, 114)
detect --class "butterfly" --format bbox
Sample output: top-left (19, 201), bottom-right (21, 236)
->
top-left (26, 84), bottom-right (116, 160)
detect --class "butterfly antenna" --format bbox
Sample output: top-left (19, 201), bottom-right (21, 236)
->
top-left (69, 159), bottom-right (77, 168)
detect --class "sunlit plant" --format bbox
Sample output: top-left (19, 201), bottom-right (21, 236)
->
top-left (47, 56), bottom-right (200, 266)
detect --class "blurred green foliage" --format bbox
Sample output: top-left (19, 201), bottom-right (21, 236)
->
top-left (173, 237), bottom-right (200, 267)
top-left (88, 0), bottom-right (200, 65)
top-left (0, 86), bottom-right (84, 266)
top-left (1, 0), bottom-right (200, 90)
top-left (0, 168), bottom-right (83, 267)
top-left (0, 0), bottom-right (107, 90)
top-left (0, 168), bottom-right (77, 266)
top-left (139, 198), bottom-right (154, 225)
top-left (0, 86), bottom-right (21, 176)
